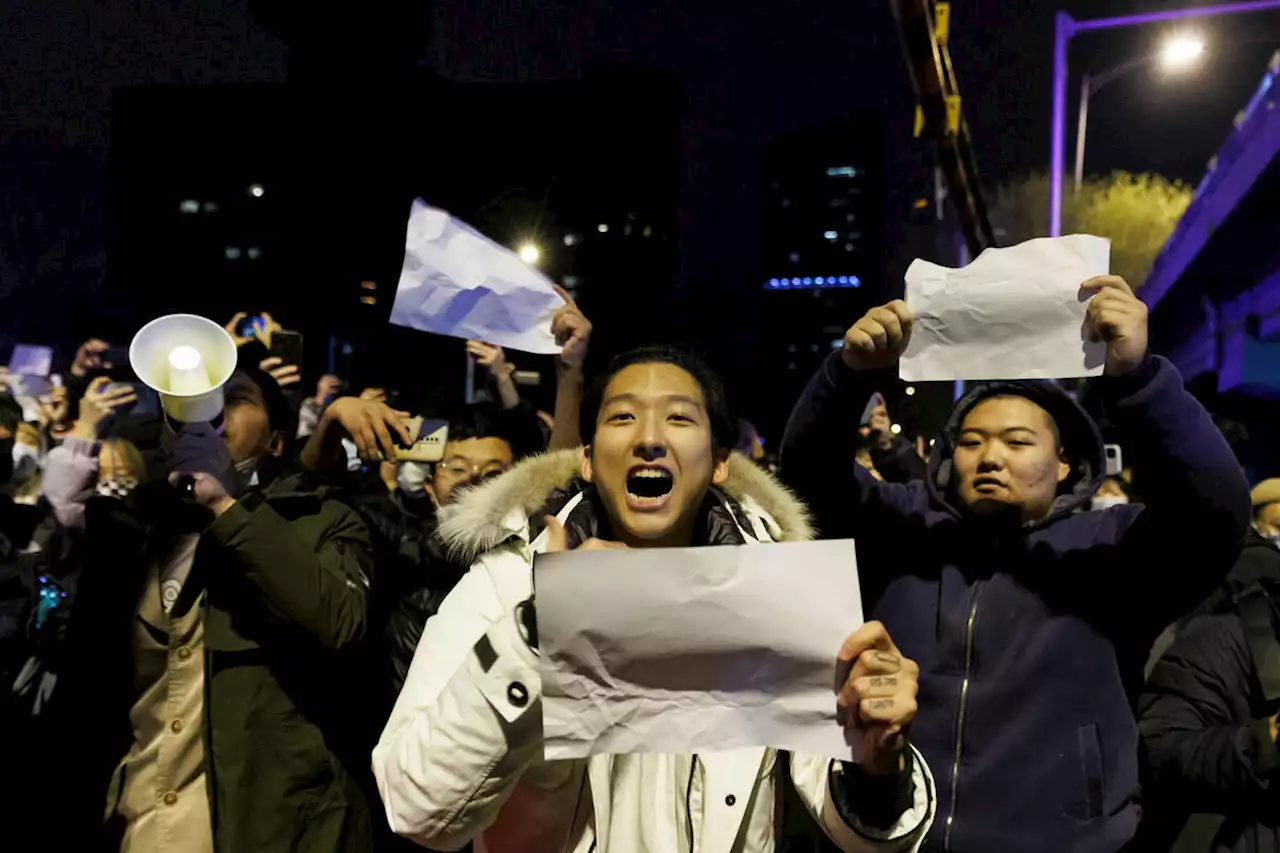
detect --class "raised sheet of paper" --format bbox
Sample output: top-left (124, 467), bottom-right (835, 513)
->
top-left (388, 199), bottom-right (565, 354)
top-left (899, 234), bottom-right (1111, 381)
top-left (536, 539), bottom-right (863, 762)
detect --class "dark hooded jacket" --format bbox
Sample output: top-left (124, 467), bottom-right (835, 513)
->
top-left (1136, 531), bottom-right (1280, 853)
top-left (781, 353), bottom-right (1250, 853)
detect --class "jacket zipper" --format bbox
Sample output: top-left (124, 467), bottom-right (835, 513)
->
top-left (943, 587), bottom-right (980, 853)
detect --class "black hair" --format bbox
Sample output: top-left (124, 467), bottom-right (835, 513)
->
top-left (226, 369), bottom-right (297, 438)
top-left (579, 345), bottom-right (736, 451)
top-left (0, 395), bottom-right (23, 436)
top-left (447, 404), bottom-right (515, 444)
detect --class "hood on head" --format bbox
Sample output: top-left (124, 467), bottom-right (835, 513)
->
top-left (929, 379), bottom-right (1106, 526)
top-left (436, 448), bottom-right (813, 564)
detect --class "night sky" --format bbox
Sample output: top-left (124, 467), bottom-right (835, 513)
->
top-left (2, 0), bottom-right (1278, 340)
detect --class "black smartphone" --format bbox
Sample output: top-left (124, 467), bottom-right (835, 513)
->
top-left (271, 330), bottom-right (304, 410)
top-left (271, 330), bottom-right (303, 367)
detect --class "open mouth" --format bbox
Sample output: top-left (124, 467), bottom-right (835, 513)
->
top-left (626, 466), bottom-right (674, 503)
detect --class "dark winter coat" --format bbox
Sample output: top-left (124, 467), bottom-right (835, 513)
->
top-left (781, 353), bottom-right (1250, 853)
top-left (345, 485), bottom-right (468, 702)
top-left (49, 473), bottom-right (379, 853)
top-left (1138, 533), bottom-right (1280, 853)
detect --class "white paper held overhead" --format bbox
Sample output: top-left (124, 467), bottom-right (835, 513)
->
top-left (535, 539), bottom-right (864, 763)
top-left (389, 199), bottom-right (567, 354)
top-left (899, 234), bottom-right (1111, 382)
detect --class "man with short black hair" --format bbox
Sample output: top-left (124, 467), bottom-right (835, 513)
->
top-left (782, 277), bottom-right (1251, 853)
top-left (50, 362), bottom-right (378, 853)
top-left (375, 344), bottom-right (937, 853)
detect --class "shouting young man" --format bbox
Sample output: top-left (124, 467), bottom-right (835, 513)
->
top-left (781, 276), bottom-right (1251, 853)
top-left (374, 346), bottom-right (937, 852)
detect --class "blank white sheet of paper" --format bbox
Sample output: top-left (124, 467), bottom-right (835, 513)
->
top-left (389, 199), bottom-right (566, 354)
top-left (899, 234), bottom-right (1111, 382)
top-left (535, 538), bottom-right (863, 762)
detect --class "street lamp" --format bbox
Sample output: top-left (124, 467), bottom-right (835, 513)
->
top-left (1050, 0), bottom-right (1280, 237)
top-left (518, 243), bottom-right (541, 265)
top-left (1073, 33), bottom-right (1206, 193)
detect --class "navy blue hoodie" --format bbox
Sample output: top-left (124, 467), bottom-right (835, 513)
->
top-left (781, 354), bottom-right (1250, 853)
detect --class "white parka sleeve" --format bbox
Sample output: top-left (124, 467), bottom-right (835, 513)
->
top-left (372, 553), bottom-right (543, 851)
top-left (790, 745), bottom-right (936, 852)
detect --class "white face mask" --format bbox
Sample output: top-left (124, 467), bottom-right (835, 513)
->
top-left (1091, 494), bottom-right (1130, 512)
top-left (396, 460), bottom-right (430, 496)
top-left (12, 442), bottom-right (42, 483)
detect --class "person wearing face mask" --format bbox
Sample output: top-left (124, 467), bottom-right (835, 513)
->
top-left (1135, 478), bottom-right (1280, 853)
top-left (780, 276), bottom-right (1251, 853)
top-left (1090, 475), bottom-right (1132, 512)
top-left (301, 396), bottom-right (518, 703)
top-left (43, 363), bottom-right (379, 853)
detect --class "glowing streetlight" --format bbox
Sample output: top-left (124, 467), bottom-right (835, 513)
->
top-left (905, 385), bottom-right (916, 396)
top-left (1160, 33), bottom-right (1205, 71)
top-left (249, 184), bottom-right (265, 198)
top-left (518, 243), bottom-right (541, 265)
top-left (890, 423), bottom-right (903, 435)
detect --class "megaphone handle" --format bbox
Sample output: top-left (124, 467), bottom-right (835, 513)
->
top-left (174, 474), bottom-right (197, 501)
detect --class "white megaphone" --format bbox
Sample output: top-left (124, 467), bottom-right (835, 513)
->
top-left (129, 314), bottom-right (238, 423)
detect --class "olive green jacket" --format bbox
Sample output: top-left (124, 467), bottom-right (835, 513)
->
top-left (55, 474), bottom-right (378, 853)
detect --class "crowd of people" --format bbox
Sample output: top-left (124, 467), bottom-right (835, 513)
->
top-left (0, 272), bottom-right (1276, 853)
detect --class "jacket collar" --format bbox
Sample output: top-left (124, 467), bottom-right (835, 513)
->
top-left (437, 448), bottom-right (813, 564)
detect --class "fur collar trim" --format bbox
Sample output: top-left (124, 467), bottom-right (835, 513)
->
top-left (436, 448), bottom-right (813, 563)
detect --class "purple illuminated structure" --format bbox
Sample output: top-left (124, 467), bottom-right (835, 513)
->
top-left (1050, 0), bottom-right (1280, 237)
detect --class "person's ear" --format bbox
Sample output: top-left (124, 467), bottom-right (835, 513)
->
top-left (580, 446), bottom-right (594, 483)
top-left (268, 431), bottom-right (287, 459)
top-left (711, 451), bottom-right (730, 486)
top-left (1056, 448), bottom-right (1070, 484)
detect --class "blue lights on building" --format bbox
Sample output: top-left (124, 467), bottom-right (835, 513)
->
top-left (765, 275), bottom-right (861, 291)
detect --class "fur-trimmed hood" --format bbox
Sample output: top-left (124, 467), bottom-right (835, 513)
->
top-left (436, 448), bottom-right (813, 565)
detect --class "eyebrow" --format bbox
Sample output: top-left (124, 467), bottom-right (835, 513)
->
top-left (959, 426), bottom-right (1041, 436)
top-left (602, 392), bottom-right (704, 408)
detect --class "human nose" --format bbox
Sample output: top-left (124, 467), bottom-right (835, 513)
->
top-left (632, 413), bottom-right (668, 461)
top-left (976, 444), bottom-right (1005, 472)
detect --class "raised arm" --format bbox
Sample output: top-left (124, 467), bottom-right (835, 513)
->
top-left (780, 301), bottom-right (925, 541)
top-left (548, 285), bottom-right (592, 451)
top-left (1079, 275), bottom-right (1250, 621)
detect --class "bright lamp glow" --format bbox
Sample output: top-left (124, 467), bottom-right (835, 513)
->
top-left (905, 386), bottom-right (916, 396)
top-left (890, 423), bottom-right (903, 435)
top-left (249, 183), bottom-right (265, 198)
top-left (1159, 34), bottom-right (1204, 72)
top-left (518, 243), bottom-right (541, 265)
top-left (167, 346), bottom-right (211, 394)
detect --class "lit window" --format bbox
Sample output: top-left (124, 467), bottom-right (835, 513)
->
top-left (247, 247), bottom-right (262, 260)
top-left (249, 184), bottom-right (265, 198)
top-left (826, 166), bottom-right (858, 178)
top-left (360, 295), bottom-right (377, 306)
top-left (179, 199), bottom-right (199, 214)
top-left (598, 223), bottom-right (609, 233)
top-left (823, 230), bottom-right (838, 241)
top-left (360, 280), bottom-right (377, 291)
top-left (224, 247), bottom-right (242, 260)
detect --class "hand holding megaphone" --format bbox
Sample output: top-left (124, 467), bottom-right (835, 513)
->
top-left (168, 421), bottom-right (238, 515)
